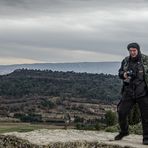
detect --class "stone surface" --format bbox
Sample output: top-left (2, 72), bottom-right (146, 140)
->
top-left (2, 129), bottom-right (148, 148)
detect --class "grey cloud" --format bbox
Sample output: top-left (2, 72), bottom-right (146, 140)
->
top-left (0, 0), bottom-right (148, 64)
top-left (0, 0), bottom-right (148, 18)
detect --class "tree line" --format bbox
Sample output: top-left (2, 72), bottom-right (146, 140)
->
top-left (0, 69), bottom-right (122, 102)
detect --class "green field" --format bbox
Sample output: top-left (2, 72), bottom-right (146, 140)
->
top-left (0, 122), bottom-right (74, 133)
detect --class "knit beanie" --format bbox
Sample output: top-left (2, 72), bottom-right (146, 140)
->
top-left (127, 42), bottom-right (140, 52)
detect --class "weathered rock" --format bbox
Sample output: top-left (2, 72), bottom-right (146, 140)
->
top-left (0, 136), bottom-right (130, 148)
top-left (0, 135), bottom-right (39, 148)
top-left (2, 129), bottom-right (148, 148)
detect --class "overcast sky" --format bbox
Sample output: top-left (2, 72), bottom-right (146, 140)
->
top-left (0, 0), bottom-right (148, 65)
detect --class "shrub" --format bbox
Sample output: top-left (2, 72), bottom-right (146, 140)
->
top-left (105, 124), bottom-right (119, 133)
top-left (105, 110), bottom-right (117, 126)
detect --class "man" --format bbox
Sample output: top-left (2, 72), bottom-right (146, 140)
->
top-left (63, 112), bottom-right (71, 130)
top-left (115, 42), bottom-right (148, 145)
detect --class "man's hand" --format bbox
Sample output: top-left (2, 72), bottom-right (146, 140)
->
top-left (124, 72), bottom-right (128, 79)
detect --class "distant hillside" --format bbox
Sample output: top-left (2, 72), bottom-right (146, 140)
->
top-left (0, 69), bottom-right (121, 101)
top-left (0, 62), bottom-right (120, 75)
top-left (0, 69), bottom-right (121, 123)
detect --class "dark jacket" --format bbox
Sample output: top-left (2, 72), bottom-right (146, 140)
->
top-left (119, 54), bottom-right (148, 99)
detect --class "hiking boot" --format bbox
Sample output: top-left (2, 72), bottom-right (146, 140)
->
top-left (114, 132), bottom-right (129, 140)
top-left (143, 139), bottom-right (148, 145)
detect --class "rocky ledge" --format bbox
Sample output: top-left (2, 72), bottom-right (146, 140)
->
top-left (1, 129), bottom-right (147, 148)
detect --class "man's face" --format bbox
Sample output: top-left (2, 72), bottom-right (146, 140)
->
top-left (129, 48), bottom-right (138, 58)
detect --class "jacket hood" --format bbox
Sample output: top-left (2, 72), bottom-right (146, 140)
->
top-left (127, 42), bottom-right (141, 60)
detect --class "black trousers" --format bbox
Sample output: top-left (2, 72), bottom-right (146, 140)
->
top-left (117, 95), bottom-right (148, 140)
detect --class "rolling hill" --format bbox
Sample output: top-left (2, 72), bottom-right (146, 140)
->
top-left (0, 62), bottom-right (120, 75)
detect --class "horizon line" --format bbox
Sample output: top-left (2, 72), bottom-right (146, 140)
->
top-left (0, 61), bottom-right (121, 66)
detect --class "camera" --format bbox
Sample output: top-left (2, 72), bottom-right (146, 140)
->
top-left (126, 70), bottom-right (135, 78)
top-left (124, 69), bottom-right (136, 83)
